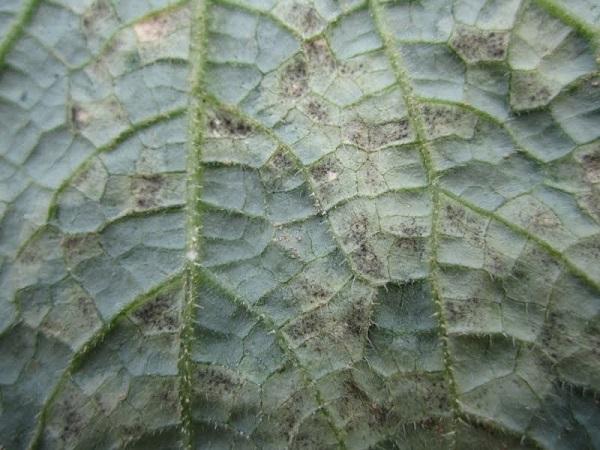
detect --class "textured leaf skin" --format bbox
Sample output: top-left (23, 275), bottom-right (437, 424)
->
top-left (0, 0), bottom-right (600, 449)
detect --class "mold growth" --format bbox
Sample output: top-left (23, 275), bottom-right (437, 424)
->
top-left (348, 214), bottom-right (370, 246)
top-left (305, 99), bottom-right (328, 122)
top-left (344, 119), bottom-right (412, 150)
top-left (295, 277), bottom-right (331, 307)
top-left (260, 148), bottom-right (303, 192)
top-left (297, 7), bottom-right (321, 36)
top-left (352, 242), bottom-right (384, 278)
top-left (369, 120), bottom-right (412, 149)
top-left (345, 214), bottom-right (385, 280)
top-left (131, 291), bottom-right (179, 332)
top-left (280, 57), bottom-right (309, 97)
top-left (450, 26), bottom-right (509, 63)
top-left (309, 156), bottom-right (338, 184)
top-left (276, 3), bottom-right (325, 37)
top-left (61, 233), bottom-right (103, 267)
top-left (420, 104), bottom-right (478, 140)
top-left (578, 142), bottom-right (600, 184)
top-left (510, 71), bottom-right (557, 111)
top-left (304, 38), bottom-right (336, 71)
top-left (284, 309), bottom-right (324, 342)
top-left (206, 109), bottom-right (252, 138)
top-left (130, 174), bottom-right (165, 209)
top-left (82, 0), bottom-right (115, 34)
top-left (194, 365), bottom-right (239, 396)
top-left (343, 299), bottom-right (372, 338)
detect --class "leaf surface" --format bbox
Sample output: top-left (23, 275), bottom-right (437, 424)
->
top-left (0, 0), bottom-right (599, 449)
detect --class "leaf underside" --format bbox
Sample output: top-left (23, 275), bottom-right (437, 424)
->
top-left (0, 0), bottom-right (600, 449)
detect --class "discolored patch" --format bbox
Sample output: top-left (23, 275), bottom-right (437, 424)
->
top-left (130, 174), bottom-right (164, 209)
top-left (134, 12), bottom-right (175, 43)
top-left (62, 233), bottom-right (103, 267)
top-left (281, 57), bottom-right (309, 97)
top-left (305, 99), bottom-right (328, 122)
top-left (343, 299), bottom-right (372, 337)
top-left (261, 149), bottom-right (303, 192)
top-left (71, 105), bottom-right (91, 130)
top-left (578, 143), bottom-right (600, 184)
top-left (284, 309), bottom-right (324, 342)
top-left (450, 26), bottom-right (509, 63)
top-left (82, 0), bottom-right (115, 33)
top-left (277, 3), bottom-right (326, 37)
top-left (420, 103), bottom-right (478, 139)
top-left (352, 242), bottom-right (384, 279)
top-left (304, 38), bottom-right (336, 71)
top-left (206, 109), bottom-right (252, 138)
top-left (309, 156), bottom-right (338, 183)
top-left (131, 292), bottom-right (179, 332)
top-left (510, 71), bottom-right (557, 111)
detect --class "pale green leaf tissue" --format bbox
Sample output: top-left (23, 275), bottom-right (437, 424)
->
top-left (0, 0), bottom-right (599, 449)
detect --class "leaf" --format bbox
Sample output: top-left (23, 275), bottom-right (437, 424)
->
top-left (0, 0), bottom-right (599, 449)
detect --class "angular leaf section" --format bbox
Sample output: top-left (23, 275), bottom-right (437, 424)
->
top-left (0, 1), bottom-right (190, 448)
top-left (39, 279), bottom-right (184, 449)
top-left (190, 0), bottom-right (600, 448)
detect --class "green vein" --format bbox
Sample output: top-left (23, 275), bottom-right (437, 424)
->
top-left (0, 0), bottom-right (42, 72)
top-left (179, 0), bottom-right (209, 447)
top-left (440, 188), bottom-right (600, 293)
top-left (190, 105), bottom-right (350, 448)
top-left (368, 0), bottom-right (460, 445)
top-left (533, 0), bottom-right (600, 52)
top-left (27, 273), bottom-right (184, 450)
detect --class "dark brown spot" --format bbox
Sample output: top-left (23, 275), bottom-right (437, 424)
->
top-left (309, 157), bottom-right (336, 182)
top-left (195, 366), bottom-right (239, 396)
top-left (510, 71), bottom-right (554, 111)
top-left (582, 150), bottom-right (600, 184)
top-left (83, 0), bottom-right (113, 31)
top-left (281, 58), bottom-right (308, 97)
top-left (306, 100), bottom-right (327, 122)
top-left (132, 293), bottom-right (178, 331)
top-left (261, 149), bottom-right (299, 191)
top-left (304, 38), bottom-right (335, 70)
top-left (344, 300), bottom-right (372, 337)
top-left (353, 242), bottom-right (383, 277)
top-left (131, 174), bottom-right (164, 208)
top-left (292, 4), bottom-right (320, 34)
top-left (349, 215), bottom-right (369, 243)
top-left (285, 310), bottom-right (323, 341)
top-left (369, 119), bottom-right (411, 148)
top-left (207, 110), bottom-right (252, 137)
top-left (450, 26), bottom-right (509, 62)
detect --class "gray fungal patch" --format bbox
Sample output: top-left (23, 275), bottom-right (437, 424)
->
top-left (281, 57), bottom-right (309, 97)
top-left (304, 38), bottom-right (336, 71)
top-left (344, 119), bottom-right (413, 150)
top-left (130, 174), bottom-right (165, 209)
top-left (207, 109), bottom-right (252, 138)
top-left (450, 26), bottom-right (509, 63)
top-left (510, 71), bottom-right (557, 111)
